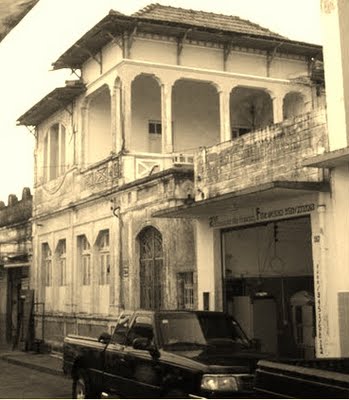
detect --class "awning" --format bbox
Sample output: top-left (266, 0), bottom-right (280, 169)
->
top-left (153, 180), bottom-right (330, 218)
top-left (303, 147), bottom-right (349, 168)
top-left (2, 254), bottom-right (30, 268)
top-left (17, 81), bottom-right (86, 126)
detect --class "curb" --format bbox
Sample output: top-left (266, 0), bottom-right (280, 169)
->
top-left (0, 353), bottom-right (65, 377)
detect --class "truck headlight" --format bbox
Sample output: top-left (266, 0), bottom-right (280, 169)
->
top-left (200, 374), bottom-right (239, 392)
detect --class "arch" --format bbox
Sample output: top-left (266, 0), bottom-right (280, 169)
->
top-left (230, 86), bottom-right (273, 137)
top-left (86, 85), bottom-right (112, 164)
top-left (131, 74), bottom-right (162, 153)
top-left (172, 79), bottom-right (220, 150)
top-left (138, 226), bottom-right (164, 310)
top-left (44, 122), bottom-right (66, 181)
top-left (283, 91), bottom-right (305, 120)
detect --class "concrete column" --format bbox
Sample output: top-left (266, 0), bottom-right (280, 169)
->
top-left (121, 76), bottom-right (133, 151)
top-left (196, 219), bottom-right (223, 311)
top-left (272, 95), bottom-right (284, 124)
top-left (311, 199), bottom-right (331, 357)
top-left (219, 89), bottom-right (231, 142)
top-left (80, 106), bottom-right (88, 168)
top-left (111, 79), bottom-right (123, 154)
top-left (321, 0), bottom-right (349, 150)
top-left (161, 81), bottom-right (174, 154)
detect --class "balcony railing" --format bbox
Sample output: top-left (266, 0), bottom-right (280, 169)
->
top-left (195, 109), bottom-right (329, 200)
top-left (122, 151), bottom-right (194, 182)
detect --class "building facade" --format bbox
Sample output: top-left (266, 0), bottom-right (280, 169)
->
top-left (0, 188), bottom-right (32, 348)
top-left (18, 4), bottom-right (325, 352)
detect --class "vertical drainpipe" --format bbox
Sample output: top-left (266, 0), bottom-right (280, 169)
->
top-left (112, 204), bottom-right (124, 311)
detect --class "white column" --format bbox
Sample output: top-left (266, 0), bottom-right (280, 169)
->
top-left (121, 76), bottom-right (133, 151)
top-left (321, 0), bottom-right (349, 150)
top-left (272, 95), bottom-right (284, 124)
top-left (112, 79), bottom-right (123, 153)
top-left (161, 81), bottom-right (174, 154)
top-left (219, 89), bottom-right (231, 142)
top-left (196, 219), bottom-right (223, 311)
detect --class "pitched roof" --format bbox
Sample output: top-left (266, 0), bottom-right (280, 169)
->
top-left (52, 3), bottom-right (322, 70)
top-left (132, 3), bottom-right (286, 40)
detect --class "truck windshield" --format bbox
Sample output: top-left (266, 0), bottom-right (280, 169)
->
top-left (158, 313), bottom-right (250, 349)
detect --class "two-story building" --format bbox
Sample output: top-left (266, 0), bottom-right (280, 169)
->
top-left (18, 4), bottom-right (325, 355)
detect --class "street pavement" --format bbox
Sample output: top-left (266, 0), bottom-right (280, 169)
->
top-left (0, 345), bottom-right (71, 398)
top-left (0, 358), bottom-right (71, 398)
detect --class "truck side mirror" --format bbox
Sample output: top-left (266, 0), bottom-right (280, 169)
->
top-left (98, 332), bottom-right (111, 345)
top-left (133, 338), bottom-right (160, 359)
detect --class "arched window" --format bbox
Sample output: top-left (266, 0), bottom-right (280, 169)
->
top-left (138, 226), bottom-right (164, 310)
top-left (44, 123), bottom-right (66, 181)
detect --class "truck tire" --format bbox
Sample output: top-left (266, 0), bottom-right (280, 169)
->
top-left (72, 369), bottom-right (98, 399)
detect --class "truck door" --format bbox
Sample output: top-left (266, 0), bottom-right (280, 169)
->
top-left (122, 314), bottom-right (162, 398)
top-left (103, 313), bottom-right (131, 396)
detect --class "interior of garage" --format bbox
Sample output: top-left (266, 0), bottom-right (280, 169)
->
top-left (222, 216), bottom-right (315, 359)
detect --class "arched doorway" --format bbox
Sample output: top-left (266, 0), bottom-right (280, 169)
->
top-left (138, 226), bottom-right (164, 310)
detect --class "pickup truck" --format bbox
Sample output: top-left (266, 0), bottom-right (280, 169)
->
top-left (63, 309), bottom-right (267, 398)
top-left (254, 358), bottom-right (349, 398)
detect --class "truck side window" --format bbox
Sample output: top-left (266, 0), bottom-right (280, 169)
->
top-left (111, 314), bottom-right (130, 345)
top-left (126, 315), bottom-right (154, 347)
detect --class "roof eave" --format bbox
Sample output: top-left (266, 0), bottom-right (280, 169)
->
top-left (52, 13), bottom-right (323, 71)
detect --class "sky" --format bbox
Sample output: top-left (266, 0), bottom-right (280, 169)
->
top-left (0, 0), bottom-right (323, 203)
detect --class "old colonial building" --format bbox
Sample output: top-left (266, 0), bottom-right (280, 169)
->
top-left (18, 4), bottom-right (325, 353)
top-left (0, 188), bottom-right (32, 348)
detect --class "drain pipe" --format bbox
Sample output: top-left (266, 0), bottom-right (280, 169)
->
top-left (112, 203), bottom-right (124, 312)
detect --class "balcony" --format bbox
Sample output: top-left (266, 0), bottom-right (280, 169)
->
top-left (195, 108), bottom-right (329, 201)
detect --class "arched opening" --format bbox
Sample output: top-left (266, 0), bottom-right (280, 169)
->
top-left (87, 86), bottom-right (112, 164)
top-left (230, 87), bottom-right (273, 138)
top-left (44, 123), bottom-right (66, 181)
top-left (283, 92), bottom-right (305, 120)
top-left (172, 79), bottom-right (220, 151)
top-left (131, 74), bottom-right (162, 153)
top-left (138, 226), bottom-right (164, 310)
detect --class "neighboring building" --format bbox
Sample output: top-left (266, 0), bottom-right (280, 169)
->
top-left (18, 4), bottom-right (324, 353)
top-left (0, 188), bottom-right (32, 348)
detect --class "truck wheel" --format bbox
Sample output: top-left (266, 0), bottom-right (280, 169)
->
top-left (72, 369), bottom-right (97, 399)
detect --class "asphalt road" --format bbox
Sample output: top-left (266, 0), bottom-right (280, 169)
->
top-left (0, 359), bottom-right (71, 399)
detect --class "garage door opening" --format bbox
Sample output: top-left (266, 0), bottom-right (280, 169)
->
top-left (222, 216), bottom-right (315, 359)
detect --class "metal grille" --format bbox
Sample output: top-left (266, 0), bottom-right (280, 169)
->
top-left (139, 227), bottom-right (163, 310)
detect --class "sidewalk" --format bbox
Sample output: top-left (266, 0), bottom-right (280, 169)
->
top-left (0, 346), bottom-right (64, 377)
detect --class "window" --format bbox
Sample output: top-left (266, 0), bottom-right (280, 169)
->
top-left (79, 235), bottom-right (91, 286)
top-left (111, 313), bottom-right (131, 345)
top-left (57, 239), bottom-right (67, 286)
top-left (98, 230), bottom-right (110, 285)
top-left (126, 315), bottom-right (154, 346)
top-left (44, 123), bottom-right (66, 181)
top-left (177, 272), bottom-right (194, 310)
top-left (148, 120), bottom-right (162, 135)
top-left (42, 243), bottom-right (52, 287)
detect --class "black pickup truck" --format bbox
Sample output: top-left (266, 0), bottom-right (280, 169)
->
top-left (63, 309), bottom-right (267, 398)
top-left (254, 358), bottom-right (349, 398)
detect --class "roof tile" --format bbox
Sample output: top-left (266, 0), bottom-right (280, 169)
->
top-left (133, 3), bottom-right (286, 39)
